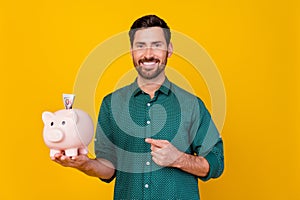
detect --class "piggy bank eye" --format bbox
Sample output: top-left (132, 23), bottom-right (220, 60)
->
top-left (62, 121), bottom-right (66, 125)
top-left (50, 122), bottom-right (54, 126)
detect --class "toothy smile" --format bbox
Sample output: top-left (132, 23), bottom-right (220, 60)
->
top-left (142, 61), bottom-right (157, 66)
top-left (139, 58), bottom-right (160, 68)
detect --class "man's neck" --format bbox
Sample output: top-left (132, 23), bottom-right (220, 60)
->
top-left (137, 74), bottom-right (166, 99)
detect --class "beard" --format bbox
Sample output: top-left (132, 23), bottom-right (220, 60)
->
top-left (133, 53), bottom-right (169, 80)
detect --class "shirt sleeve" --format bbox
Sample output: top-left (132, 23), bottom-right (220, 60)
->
top-left (191, 98), bottom-right (224, 181)
top-left (94, 94), bottom-right (117, 183)
top-left (201, 139), bottom-right (224, 181)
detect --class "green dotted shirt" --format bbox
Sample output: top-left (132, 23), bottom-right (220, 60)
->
top-left (95, 78), bottom-right (224, 200)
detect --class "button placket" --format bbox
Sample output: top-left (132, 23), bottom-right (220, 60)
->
top-left (146, 101), bottom-right (151, 126)
top-left (144, 100), bottom-right (152, 194)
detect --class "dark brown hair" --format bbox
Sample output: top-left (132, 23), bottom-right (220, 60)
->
top-left (129, 15), bottom-right (171, 46)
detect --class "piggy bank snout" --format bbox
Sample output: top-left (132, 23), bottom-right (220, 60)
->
top-left (45, 129), bottom-right (64, 142)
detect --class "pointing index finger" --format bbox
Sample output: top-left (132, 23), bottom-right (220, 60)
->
top-left (145, 138), bottom-right (169, 148)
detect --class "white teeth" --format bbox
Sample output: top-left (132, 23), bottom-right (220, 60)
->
top-left (143, 62), bottom-right (156, 66)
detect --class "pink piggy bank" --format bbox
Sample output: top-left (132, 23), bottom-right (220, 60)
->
top-left (42, 109), bottom-right (94, 157)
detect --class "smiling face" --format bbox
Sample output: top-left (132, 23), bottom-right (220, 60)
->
top-left (131, 27), bottom-right (173, 81)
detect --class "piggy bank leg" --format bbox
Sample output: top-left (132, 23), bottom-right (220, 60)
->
top-left (50, 149), bottom-right (62, 157)
top-left (65, 148), bottom-right (78, 157)
top-left (79, 147), bottom-right (88, 155)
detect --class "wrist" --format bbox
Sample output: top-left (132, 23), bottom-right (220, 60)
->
top-left (75, 156), bottom-right (92, 171)
top-left (172, 151), bottom-right (187, 169)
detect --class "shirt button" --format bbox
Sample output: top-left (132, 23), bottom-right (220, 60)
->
top-left (147, 103), bottom-right (151, 107)
top-left (146, 161), bottom-right (150, 166)
top-left (146, 120), bottom-right (150, 125)
top-left (145, 184), bottom-right (149, 188)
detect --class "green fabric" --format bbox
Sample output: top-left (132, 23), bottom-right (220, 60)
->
top-left (95, 78), bottom-right (224, 200)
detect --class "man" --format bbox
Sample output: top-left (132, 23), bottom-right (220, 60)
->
top-left (53, 15), bottom-right (224, 199)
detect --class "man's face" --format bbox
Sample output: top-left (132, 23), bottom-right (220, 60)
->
top-left (131, 27), bottom-right (173, 80)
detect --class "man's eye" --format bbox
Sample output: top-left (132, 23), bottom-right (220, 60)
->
top-left (152, 43), bottom-right (164, 49)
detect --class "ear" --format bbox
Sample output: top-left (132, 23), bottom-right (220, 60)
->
top-left (167, 42), bottom-right (173, 58)
top-left (42, 111), bottom-right (55, 124)
top-left (130, 47), bottom-right (133, 57)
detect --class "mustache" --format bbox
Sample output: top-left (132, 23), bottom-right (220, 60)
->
top-left (138, 57), bottom-right (160, 65)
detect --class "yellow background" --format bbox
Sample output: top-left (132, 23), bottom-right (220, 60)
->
top-left (1, 0), bottom-right (299, 199)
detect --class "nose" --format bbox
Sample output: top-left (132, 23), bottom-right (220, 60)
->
top-left (45, 128), bottom-right (64, 142)
top-left (144, 47), bottom-right (154, 58)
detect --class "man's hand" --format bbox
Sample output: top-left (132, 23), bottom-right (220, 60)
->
top-left (52, 153), bottom-right (90, 170)
top-left (51, 152), bottom-right (115, 179)
top-left (145, 138), bottom-right (184, 168)
top-left (145, 138), bottom-right (210, 177)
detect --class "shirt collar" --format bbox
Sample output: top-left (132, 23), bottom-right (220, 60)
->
top-left (159, 77), bottom-right (171, 95)
top-left (132, 77), bottom-right (171, 97)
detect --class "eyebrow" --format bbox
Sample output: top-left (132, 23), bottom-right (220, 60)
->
top-left (134, 41), bottom-right (164, 46)
top-left (134, 42), bottom-right (146, 46)
top-left (152, 41), bottom-right (164, 45)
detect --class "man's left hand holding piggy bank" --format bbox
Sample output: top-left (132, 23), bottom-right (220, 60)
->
top-left (42, 94), bottom-right (116, 179)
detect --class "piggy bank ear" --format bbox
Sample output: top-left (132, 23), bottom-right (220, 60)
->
top-left (42, 111), bottom-right (55, 124)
